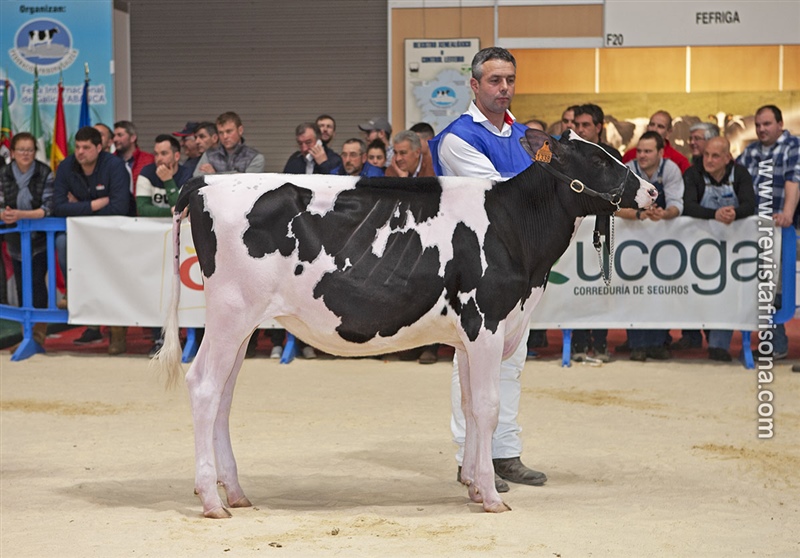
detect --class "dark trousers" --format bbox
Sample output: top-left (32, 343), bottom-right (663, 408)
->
top-left (12, 252), bottom-right (48, 309)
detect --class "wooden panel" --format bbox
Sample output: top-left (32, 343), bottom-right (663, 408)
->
top-left (599, 47), bottom-right (685, 93)
top-left (499, 5), bottom-right (603, 38)
top-left (692, 46), bottom-right (779, 92)
top-left (512, 49), bottom-right (595, 94)
top-left (391, 7), bottom-right (495, 132)
top-left (782, 45), bottom-right (800, 91)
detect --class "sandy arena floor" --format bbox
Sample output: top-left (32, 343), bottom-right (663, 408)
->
top-left (1, 349), bottom-right (798, 557)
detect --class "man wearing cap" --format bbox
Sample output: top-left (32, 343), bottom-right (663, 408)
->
top-left (358, 117), bottom-right (393, 167)
top-left (429, 46), bottom-right (547, 493)
top-left (172, 121), bottom-right (201, 175)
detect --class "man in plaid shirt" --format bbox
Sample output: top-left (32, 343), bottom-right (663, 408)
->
top-left (737, 104), bottom-right (800, 361)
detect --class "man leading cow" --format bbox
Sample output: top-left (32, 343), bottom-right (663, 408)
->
top-left (429, 46), bottom-right (547, 493)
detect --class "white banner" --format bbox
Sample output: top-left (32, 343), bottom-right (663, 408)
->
top-left (529, 215), bottom-right (769, 330)
top-left (604, 0), bottom-right (800, 48)
top-left (66, 215), bottom-right (773, 331)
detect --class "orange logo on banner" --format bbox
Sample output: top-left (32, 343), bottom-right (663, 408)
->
top-left (179, 255), bottom-right (204, 291)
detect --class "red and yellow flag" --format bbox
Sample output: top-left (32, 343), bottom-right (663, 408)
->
top-left (50, 81), bottom-right (68, 172)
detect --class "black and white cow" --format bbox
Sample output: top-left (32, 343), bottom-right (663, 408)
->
top-left (27, 28), bottom-right (58, 49)
top-left (154, 129), bottom-right (657, 518)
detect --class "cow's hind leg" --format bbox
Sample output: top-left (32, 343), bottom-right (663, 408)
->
top-left (213, 332), bottom-right (253, 509)
top-left (462, 339), bottom-right (510, 513)
top-left (186, 328), bottom-right (251, 518)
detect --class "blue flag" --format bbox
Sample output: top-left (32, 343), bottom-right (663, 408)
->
top-left (78, 78), bottom-right (91, 128)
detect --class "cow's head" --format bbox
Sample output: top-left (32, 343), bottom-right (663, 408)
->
top-left (521, 129), bottom-right (657, 215)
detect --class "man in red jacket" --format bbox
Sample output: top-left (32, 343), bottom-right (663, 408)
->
top-left (622, 110), bottom-right (690, 173)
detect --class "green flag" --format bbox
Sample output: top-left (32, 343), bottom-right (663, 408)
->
top-left (0, 78), bottom-right (12, 163)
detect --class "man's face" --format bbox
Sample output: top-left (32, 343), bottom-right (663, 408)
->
top-left (561, 109), bottom-right (575, 131)
top-left (573, 114), bottom-right (601, 143)
top-left (113, 127), bottom-right (135, 153)
top-left (194, 128), bottom-right (218, 153)
top-left (94, 125), bottom-right (113, 151)
top-left (393, 140), bottom-right (420, 173)
top-left (181, 135), bottom-right (200, 158)
top-left (470, 59), bottom-right (516, 119)
top-left (688, 129), bottom-right (708, 158)
top-left (703, 140), bottom-right (732, 177)
top-left (636, 138), bottom-right (662, 172)
top-left (317, 118), bottom-right (335, 144)
top-left (217, 120), bottom-right (243, 150)
top-left (74, 139), bottom-right (102, 166)
top-left (296, 129), bottom-right (318, 157)
top-left (367, 147), bottom-right (385, 168)
top-left (341, 142), bottom-right (365, 175)
top-left (646, 113), bottom-right (671, 139)
top-left (755, 110), bottom-right (783, 147)
top-left (154, 140), bottom-right (181, 167)
top-left (366, 129), bottom-right (386, 144)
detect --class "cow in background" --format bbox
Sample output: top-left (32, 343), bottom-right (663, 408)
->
top-left (153, 129), bottom-right (657, 519)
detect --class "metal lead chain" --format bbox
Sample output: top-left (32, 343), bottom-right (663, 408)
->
top-left (595, 215), bottom-right (615, 286)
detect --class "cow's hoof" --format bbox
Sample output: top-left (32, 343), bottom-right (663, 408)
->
top-left (484, 500), bottom-right (512, 513)
top-left (204, 506), bottom-right (233, 519)
top-left (229, 496), bottom-right (252, 508)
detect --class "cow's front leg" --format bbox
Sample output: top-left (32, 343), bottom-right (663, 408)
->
top-left (213, 333), bottom-right (253, 510)
top-left (463, 337), bottom-right (510, 513)
top-left (186, 343), bottom-right (231, 519)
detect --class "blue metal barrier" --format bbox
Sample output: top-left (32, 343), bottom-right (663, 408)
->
top-left (0, 218), bottom-right (68, 361)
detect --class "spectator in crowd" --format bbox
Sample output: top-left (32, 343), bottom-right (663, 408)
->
top-left (338, 138), bottom-right (384, 177)
top-left (557, 105), bottom-right (579, 138)
top-left (687, 122), bottom-right (720, 167)
top-left (316, 114), bottom-right (337, 148)
top-left (93, 123), bottom-right (114, 152)
top-left (194, 111), bottom-right (265, 176)
top-left (52, 126), bottom-right (132, 354)
top-left (136, 134), bottom-right (194, 356)
top-left (0, 132), bottom-right (54, 347)
top-left (359, 117), bottom-right (393, 166)
top-left (669, 121), bottom-right (722, 351)
top-left (617, 131), bottom-right (684, 362)
top-left (366, 140), bottom-right (387, 169)
top-left (386, 130), bottom-right (434, 178)
top-left (172, 121), bottom-right (201, 175)
top-left (429, 46), bottom-right (547, 493)
top-left (737, 104), bottom-right (800, 361)
top-left (193, 121), bottom-right (219, 155)
top-left (113, 120), bottom-right (155, 204)
top-left (410, 121), bottom-right (435, 142)
top-left (570, 103), bottom-right (621, 363)
top-left (523, 119), bottom-right (547, 132)
top-left (283, 122), bottom-right (342, 175)
top-left (622, 110), bottom-right (691, 173)
top-left (683, 136), bottom-right (755, 361)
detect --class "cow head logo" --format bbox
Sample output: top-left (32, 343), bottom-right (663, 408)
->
top-left (9, 18), bottom-right (78, 75)
top-left (430, 86), bottom-right (457, 108)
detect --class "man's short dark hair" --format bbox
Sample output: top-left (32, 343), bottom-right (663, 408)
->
top-left (574, 104), bottom-right (605, 127)
top-left (756, 105), bottom-right (783, 123)
top-left (638, 130), bottom-right (664, 151)
top-left (94, 122), bottom-right (113, 137)
top-left (410, 122), bottom-right (435, 139)
top-left (216, 111), bottom-right (242, 128)
top-left (196, 121), bottom-right (218, 136)
top-left (75, 126), bottom-right (102, 146)
top-left (366, 139), bottom-right (386, 155)
top-left (113, 120), bottom-right (137, 136)
top-left (471, 47), bottom-right (516, 80)
top-left (155, 134), bottom-right (181, 152)
top-left (342, 138), bottom-right (366, 154)
top-left (295, 122), bottom-right (321, 139)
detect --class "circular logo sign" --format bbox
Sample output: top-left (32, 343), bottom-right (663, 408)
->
top-left (430, 86), bottom-right (457, 108)
top-left (9, 18), bottom-right (78, 75)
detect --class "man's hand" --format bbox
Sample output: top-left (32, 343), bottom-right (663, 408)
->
top-left (156, 160), bottom-right (178, 182)
top-left (198, 163), bottom-right (216, 174)
top-left (715, 206), bottom-right (736, 225)
top-left (67, 192), bottom-right (79, 203)
top-left (774, 211), bottom-right (794, 228)
top-left (1, 206), bottom-right (19, 224)
top-left (389, 157), bottom-right (408, 178)
top-left (310, 142), bottom-right (328, 165)
top-left (90, 197), bottom-right (110, 212)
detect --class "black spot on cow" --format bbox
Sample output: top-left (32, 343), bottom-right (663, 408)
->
top-left (459, 298), bottom-right (483, 342)
top-left (443, 222), bottom-right (483, 319)
top-left (188, 190), bottom-right (217, 279)
top-left (244, 184), bottom-right (313, 258)
top-left (313, 228), bottom-right (443, 344)
top-left (294, 264), bottom-right (303, 276)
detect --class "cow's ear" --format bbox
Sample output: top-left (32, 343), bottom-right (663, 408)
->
top-left (521, 129), bottom-right (562, 163)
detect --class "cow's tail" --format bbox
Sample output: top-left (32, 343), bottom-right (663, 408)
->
top-left (150, 208), bottom-right (187, 389)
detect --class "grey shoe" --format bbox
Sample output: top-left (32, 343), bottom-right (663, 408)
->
top-left (457, 466), bottom-right (509, 493)
top-left (492, 457), bottom-right (547, 486)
